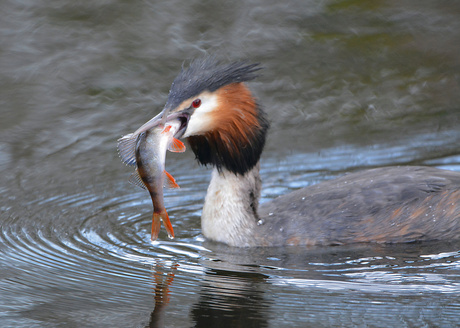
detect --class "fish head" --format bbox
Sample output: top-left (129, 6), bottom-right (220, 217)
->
top-left (117, 107), bottom-right (170, 166)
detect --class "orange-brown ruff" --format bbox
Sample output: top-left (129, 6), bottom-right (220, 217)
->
top-left (149, 58), bottom-right (460, 246)
top-left (188, 83), bottom-right (267, 175)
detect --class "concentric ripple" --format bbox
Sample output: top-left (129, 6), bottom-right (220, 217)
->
top-left (1, 153), bottom-right (460, 327)
top-left (0, 168), bottom-right (211, 313)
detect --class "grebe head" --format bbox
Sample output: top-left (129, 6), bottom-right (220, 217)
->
top-left (164, 58), bottom-right (270, 175)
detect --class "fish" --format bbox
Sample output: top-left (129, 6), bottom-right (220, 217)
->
top-left (117, 109), bottom-right (169, 167)
top-left (119, 119), bottom-right (186, 240)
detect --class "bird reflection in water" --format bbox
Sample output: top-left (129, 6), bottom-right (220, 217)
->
top-left (148, 262), bottom-right (178, 328)
top-left (146, 259), bottom-right (271, 328)
top-left (190, 267), bottom-right (271, 328)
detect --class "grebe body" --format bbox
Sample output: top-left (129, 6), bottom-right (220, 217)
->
top-left (203, 165), bottom-right (460, 246)
top-left (132, 58), bottom-right (460, 247)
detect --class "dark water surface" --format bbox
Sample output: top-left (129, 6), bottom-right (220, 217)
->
top-left (1, 0), bottom-right (460, 327)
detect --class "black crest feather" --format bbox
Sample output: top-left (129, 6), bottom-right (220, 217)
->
top-left (173, 58), bottom-right (269, 175)
top-left (165, 57), bottom-right (262, 110)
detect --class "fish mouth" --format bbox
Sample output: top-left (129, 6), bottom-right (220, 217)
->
top-left (165, 111), bottom-right (191, 140)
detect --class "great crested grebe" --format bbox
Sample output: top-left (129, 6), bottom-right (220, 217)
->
top-left (122, 58), bottom-right (460, 247)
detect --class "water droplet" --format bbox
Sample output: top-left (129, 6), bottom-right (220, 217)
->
top-left (257, 219), bottom-right (264, 226)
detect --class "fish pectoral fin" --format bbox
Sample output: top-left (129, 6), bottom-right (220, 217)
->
top-left (152, 209), bottom-right (174, 240)
top-left (163, 170), bottom-right (180, 189)
top-left (161, 125), bottom-right (172, 134)
top-left (168, 138), bottom-right (186, 153)
top-left (128, 169), bottom-right (146, 189)
top-left (117, 133), bottom-right (137, 166)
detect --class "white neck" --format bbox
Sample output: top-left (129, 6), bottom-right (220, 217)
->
top-left (201, 164), bottom-right (261, 247)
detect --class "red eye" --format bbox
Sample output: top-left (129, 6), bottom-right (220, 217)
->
top-left (192, 99), bottom-right (201, 108)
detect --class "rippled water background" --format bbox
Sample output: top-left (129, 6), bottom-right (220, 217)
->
top-left (1, 0), bottom-right (460, 327)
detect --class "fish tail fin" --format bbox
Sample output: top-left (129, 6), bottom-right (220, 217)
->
top-left (168, 138), bottom-right (186, 153)
top-left (152, 209), bottom-right (175, 240)
top-left (151, 213), bottom-right (162, 241)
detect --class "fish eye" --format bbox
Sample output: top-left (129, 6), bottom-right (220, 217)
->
top-left (192, 99), bottom-right (201, 108)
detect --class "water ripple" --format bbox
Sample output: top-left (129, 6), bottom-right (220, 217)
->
top-left (1, 158), bottom-right (460, 327)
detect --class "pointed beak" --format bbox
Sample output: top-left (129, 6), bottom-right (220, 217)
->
top-left (133, 105), bottom-right (194, 141)
top-left (131, 108), bottom-right (170, 136)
